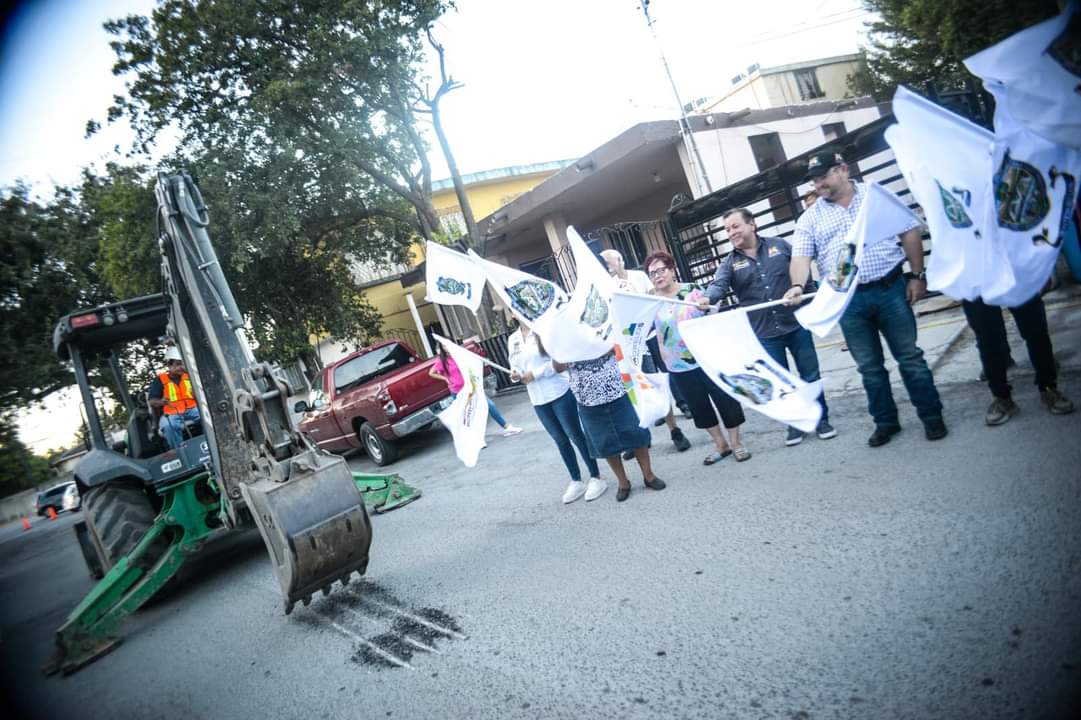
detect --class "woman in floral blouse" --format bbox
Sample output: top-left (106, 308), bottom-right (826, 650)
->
top-left (644, 251), bottom-right (750, 464)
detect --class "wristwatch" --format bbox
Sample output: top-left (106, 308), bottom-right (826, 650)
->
top-left (909, 270), bottom-right (927, 281)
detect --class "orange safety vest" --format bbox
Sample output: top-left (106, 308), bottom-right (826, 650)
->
top-left (159, 372), bottom-right (197, 414)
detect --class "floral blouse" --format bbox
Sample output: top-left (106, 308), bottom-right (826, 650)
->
top-left (567, 352), bottom-right (625, 407)
top-left (652, 283), bottom-right (707, 373)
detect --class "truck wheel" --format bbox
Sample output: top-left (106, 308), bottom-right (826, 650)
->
top-left (359, 422), bottom-right (399, 466)
top-left (83, 482), bottom-right (162, 572)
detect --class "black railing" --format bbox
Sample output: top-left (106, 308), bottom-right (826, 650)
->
top-left (667, 114), bottom-right (915, 286)
top-left (666, 85), bottom-right (993, 288)
top-left (477, 329), bottom-right (518, 393)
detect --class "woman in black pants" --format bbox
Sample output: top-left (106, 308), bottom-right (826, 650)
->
top-left (643, 251), bottom-right (750, 464)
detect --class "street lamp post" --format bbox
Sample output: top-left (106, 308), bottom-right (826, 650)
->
top-left (639, 0), bottom-right (714, 196)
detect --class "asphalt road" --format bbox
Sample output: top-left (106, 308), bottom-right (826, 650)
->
top-left (2, 368), bottom-right (1080, 719)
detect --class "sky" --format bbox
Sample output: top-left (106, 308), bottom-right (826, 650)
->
top-left (1, 0), bottom-right (874, 452)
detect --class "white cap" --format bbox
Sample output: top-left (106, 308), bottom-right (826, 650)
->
top-left (164, 346), bottom-right (182, 362)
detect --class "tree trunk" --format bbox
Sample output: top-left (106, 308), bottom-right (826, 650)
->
top-left (430, 103), bottom-right (480, 251)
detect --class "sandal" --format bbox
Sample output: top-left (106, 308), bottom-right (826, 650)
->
top-left (703, 450), bottom-right (732, 466)
top-left (732, 446), bottom-right (752, 462)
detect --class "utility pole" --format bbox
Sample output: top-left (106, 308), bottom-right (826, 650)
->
top-left (639, 0), bottom-right (714, 196)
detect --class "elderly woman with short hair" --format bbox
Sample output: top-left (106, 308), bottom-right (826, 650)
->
top-left (643, 251), bottom-right (751, 464)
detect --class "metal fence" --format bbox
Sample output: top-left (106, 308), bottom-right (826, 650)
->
top-left (477, 329), bottom-right (518, 393)
top-left (666, 84), bottom-right (993, 288)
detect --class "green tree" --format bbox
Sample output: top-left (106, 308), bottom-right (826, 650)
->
top-left (0, 184), bottom-right (110, 413)
top-left (0, 183), bottom-right (111, 493)
top-left (100, 0), bottom-right (449, 240)
top-left (851, 0), bottom-right (1061, 99)
top-left (0, 422), bottom-right (52, 499)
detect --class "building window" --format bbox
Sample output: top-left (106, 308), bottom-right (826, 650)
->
top-left (823, 122), bottom-right (847, 141)
top-left (748, 132), bottom-right (786, 172)
top-left (794, 68), bottom-right (824, 100)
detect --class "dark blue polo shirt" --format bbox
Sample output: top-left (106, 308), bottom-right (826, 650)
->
top-left (704, 236), bottom-right (803, 339)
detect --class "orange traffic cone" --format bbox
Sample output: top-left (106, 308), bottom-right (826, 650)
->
top-left (22, 516), bottom-right (31, 531)
top-left (46, 507), bottom-right (58, 521)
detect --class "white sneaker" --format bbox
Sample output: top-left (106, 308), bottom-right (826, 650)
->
top-left (562, 480), bottom-right (587, 504)
top-left (502, 424), bottom-right (523, 437)
top-left (584, 477), bottom-right (608, 502)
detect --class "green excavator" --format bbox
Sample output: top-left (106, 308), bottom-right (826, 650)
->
top-left (44, 172), bottom-right (418, 675)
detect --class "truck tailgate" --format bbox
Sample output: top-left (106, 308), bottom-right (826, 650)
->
top-left (388, 360), bottom-right (450, 416)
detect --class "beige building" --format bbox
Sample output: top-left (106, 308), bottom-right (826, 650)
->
top-left (705, 54), bottom-right (864, 114)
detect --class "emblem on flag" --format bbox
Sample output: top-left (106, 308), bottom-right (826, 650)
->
top-left (718, 360), bottom-right (797, 405)
top-left (505, 279), bottom-right (560, 320)
top-left (579, 286), bottom-right (611, 338)
top-left (436, 276), bottom-right (472, 300)
top-left (936, 180), bottom-right (976, 229)
top-left (460, 370), bottom-right (480, 425)
top-left (827, 243), bottom-right (858, 291)
top-left (1050, 167), bottom-right (1077, 237)
top-left (993, 150), bottom-right (1050, 237)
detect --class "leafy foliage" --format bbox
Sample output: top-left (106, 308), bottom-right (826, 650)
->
top-left (0, 422), bottom-right (52, 499)
top-left (851, 0), bottom-right (1061, 98)
top-left (101, 0), bottom-right (449, 239)
top-left (0, 184), bottom-right (111, 413)
top-left (0, 184), bottom-right (111, 495)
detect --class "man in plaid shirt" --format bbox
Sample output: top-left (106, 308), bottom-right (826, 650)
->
top-left (783, 151), bottom-right (947, 447)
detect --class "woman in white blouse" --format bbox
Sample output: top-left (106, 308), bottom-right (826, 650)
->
top-left (507, 322), bottom-right (607, 504)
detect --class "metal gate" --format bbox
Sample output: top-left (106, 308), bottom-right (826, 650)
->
top-left (666, 84), bottom-right (993, 287)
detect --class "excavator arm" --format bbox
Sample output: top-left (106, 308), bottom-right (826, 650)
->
top-left (154, 172), bottom-right (373, 612)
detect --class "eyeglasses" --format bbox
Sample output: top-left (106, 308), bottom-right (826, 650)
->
top-left (647, 266), bottom-right (671, 278)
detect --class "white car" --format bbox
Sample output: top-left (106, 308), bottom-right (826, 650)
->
top-left (62, 483), bottom-right (81, 512)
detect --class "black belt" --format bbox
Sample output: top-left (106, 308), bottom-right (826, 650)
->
top-left (857, 263), bottom-right (904, 290)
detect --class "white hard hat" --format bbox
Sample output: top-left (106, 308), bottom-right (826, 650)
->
top-left (164, 346), bottom-right (182, 362)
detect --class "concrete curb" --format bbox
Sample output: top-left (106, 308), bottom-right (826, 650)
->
top-left (930, 320), bottom-right (971, 372)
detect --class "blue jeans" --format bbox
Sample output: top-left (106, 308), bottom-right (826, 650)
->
top-left (533, 390), bottom-right (599, 481)
top-left (760, 327), bottom-right (829, 423)
top-left (451, 393), bottom-right (509, 428)
top-left (485, 397), bottom-right (508, 428)
top-left (839, 275), bottom-right (943, 428)
top-left (161, 407), bottom-right (201, 449)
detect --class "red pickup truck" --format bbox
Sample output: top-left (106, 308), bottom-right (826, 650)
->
top-left (295, 339), bottom-right (491, 465)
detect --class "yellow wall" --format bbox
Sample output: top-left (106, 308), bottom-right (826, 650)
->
top-left (315, 169), bottom-right (560, 358)
top-left (432, 171), bottom-right (559, 222)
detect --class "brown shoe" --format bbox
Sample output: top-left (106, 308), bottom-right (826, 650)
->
top-left (985, 397), bottom-right (1019, 426)
top-left (1040, 387), bottom-right (1075, 415)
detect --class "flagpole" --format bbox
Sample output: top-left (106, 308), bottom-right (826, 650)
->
top-left (477, 356), bottom-right (513, 375)
top-left (739, 294), bottom-right (816, 313)
top-left (613, 290), bottom-right (816, 312)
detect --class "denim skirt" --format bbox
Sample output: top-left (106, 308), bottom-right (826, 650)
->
top-left (577, 394), bottom-right (651, 459)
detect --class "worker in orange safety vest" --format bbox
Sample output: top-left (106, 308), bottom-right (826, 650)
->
top-left (148, 346), bottom-right (201, 448)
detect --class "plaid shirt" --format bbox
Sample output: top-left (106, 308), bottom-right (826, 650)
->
top-left (792, 182), bottom-right (919, 283)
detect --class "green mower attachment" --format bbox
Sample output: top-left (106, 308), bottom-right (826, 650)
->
top-left (353, 472), bottom-right (420, 513)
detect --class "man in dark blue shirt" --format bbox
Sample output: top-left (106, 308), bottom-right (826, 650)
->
top-left (701, 208), bottom-right (835, 446)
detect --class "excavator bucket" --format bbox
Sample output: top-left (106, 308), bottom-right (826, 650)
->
top-left (241, 453), bottom-right (372, 614)
top-left (353, 472), bottom-right (421, 513)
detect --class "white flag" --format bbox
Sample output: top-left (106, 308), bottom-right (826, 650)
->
top-left (433, 335), bottom-right (488, 468)
top-left (425, 241), bottom-right (486, 312)
top-left (980, 105), bottom-right (1081, 307)
top-left (610, 290), bottom-right (666, 369)
top-left (964, 3), bottom-right (1081, 149)
top-left (468, 250), bottom-right (568, 328)
top-left (679, 310), bottom-right (823, 432)
top-left (796, 183), bottom-right (920, 337)
top-left (614, 343), bottom-right (672, 428)
top-left (537, 227), bottom-right (619, 363)
top-left (885, 86), bottom-right (1003, 301)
